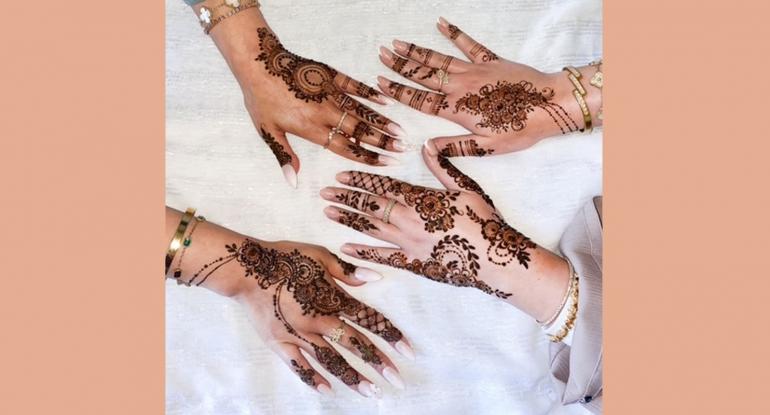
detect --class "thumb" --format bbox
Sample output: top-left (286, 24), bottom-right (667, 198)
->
top-left (421, 139), bottom-right (496, 209)
top-left (428, 134), bottom-right (496, 158)
top-left (258, 124), bottom-right (300, 189)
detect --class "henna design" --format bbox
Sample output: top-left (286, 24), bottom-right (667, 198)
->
top-left (440, 56), bottom-right (454, 71)
top-left (256, 28), bottom-right (339, 103)
top-left (388, 81), bottom-right (407, 100)
top-left (437, 155), bottom-right (495, 208)
top-left (291, 359), bottom-right (317, 386)
top-left (404, 44), bottom-right (434, 65)
top-left (347, 144), bottom-right (379, 165)
top-left (469, 42), bottom-right (498, 62)
top-left (354, 104), bottom-right (386, 127)
top-left (419, 67), bottom-right (438, 81)
top-left (354, 82), bottom-right (379, 99)
top-left (352, 122), bottom-right (373, 143)
top-left (335, 191), bottom-right (380, 213)
top-left (409, 90), bottom-right (429, 110)
top-left (313, 344), bottom-right (360, 385)
top-left (454, 80), bottom-right (578, 134)
top-left (350, 337), bottom-right (382, 365)
top-left (427, 94), bottom-right (449, 115)
top-left (466, 207), bottom-right (536, 268)
top-left (377, 133), bottom-right (394, 150)
top-left (338, 210), bottom-right (378, 232)
top-left (258, 125), bottom-right (292, 166)
top-left (332, 253), bottom-right (357, 276)
top-left (447, 24), bottom-right (462, 40)
top-left (440, 140), bottom-right (494, 157)
top-left (350, 306), bottom-right (403, 342)
top-left (357, 235), bottom-right (511, 299)
top-left (392, 56), bottom-right (409, 74)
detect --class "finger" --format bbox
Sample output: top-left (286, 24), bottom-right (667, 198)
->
top-left (390, 40), bottom-right (469, 73)
top-left (421, 140), bottom-right (496, 208)
top-left (322, 251), bottom-right (383, 286)
top-left (323, 128), bottom-right (400, 167)
top-left (335, 111), bottom-right (405, 152)
top-left (333, 324), bottom-right (405, 390)
top-left (321, 186), bottom-right (410, 226)
top-left (329, 93), bottom-right (406, 137)
top-left (436, 17), bottom-right (499, 63)
top-left (323, 206), bottom-right (402, 245)
top-left (429, 134), bottom-right (497, 158)
top-left (275, 342), bottom-right (334, 396)
top-left (334, 73), bottom-right (388, 105)
top-left (377, 76), bottom-right (450, 116)
top-left (258, 124), bottom-right (299, 189)
top-left (379, 47), bottom-right (453, 93)
top-left (299, 334), bottom-right (380, 398)
top-left (335, 170), bottom-right (412, 206)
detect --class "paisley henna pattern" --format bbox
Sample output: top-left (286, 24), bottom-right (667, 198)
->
top-left (291, 359), bottom-right (317, 386)
top-left (466, 207), bottom-right (536, 268)
top-left (454, 80), bottom-right (578, 134)
top-left (338, 210), bottom-right (378, 232)
top-left (350, 337), bottom-right (382, 365)
top-left (256, 28), bottom-right (338, 103)
top-left (259, 125), bottom-right (292, 166)
top-left (440, 140), bottom-right (494, 158)
top-left (357, 235), bottom-right (511, 299)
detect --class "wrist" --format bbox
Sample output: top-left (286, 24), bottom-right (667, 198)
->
top-left (547, 64), bottom-right (603, 131)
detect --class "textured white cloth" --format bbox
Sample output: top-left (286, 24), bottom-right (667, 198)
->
top-left (166, 0), bottom-right (602, 414)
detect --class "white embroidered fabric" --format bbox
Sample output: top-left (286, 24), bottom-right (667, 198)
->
top-left (166, 0), bottom-right (602, 413)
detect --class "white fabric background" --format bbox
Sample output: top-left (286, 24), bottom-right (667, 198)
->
top-left (166, 0), bottom-right (602, 414)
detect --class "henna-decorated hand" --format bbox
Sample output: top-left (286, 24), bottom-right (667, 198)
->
top-left (376, 17), bottom-right (602, 158)
top-left (204, 7), bottom-right (409, 187)
top-left (320, 141), bottom-right (571, 321)
top-left (167, 211), bottom-right (413, 397)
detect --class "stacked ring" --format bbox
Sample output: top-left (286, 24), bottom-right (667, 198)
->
top-left (382, 200), bottom-right (397, 224)
top-left (328, 322), bottom-right (346, 343)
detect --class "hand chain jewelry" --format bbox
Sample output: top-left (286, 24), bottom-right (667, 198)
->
top-left (198, 0), bottom-right (260, 35)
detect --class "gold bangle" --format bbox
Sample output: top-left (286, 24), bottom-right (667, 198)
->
top-left (166, 208), bottom-right (196, 275)
top-left (563, 65), bottom-right (593, 133)
top-left (588, 60), bottom-right (603, 120)
top-left (550, 265), bottom-right (580, 343)
top-left (198, 0), bottom-right (260, 35)
top-left (537, 260), bottom-right (574, 326)
top-left (171, 216), bottom-right (206, 286)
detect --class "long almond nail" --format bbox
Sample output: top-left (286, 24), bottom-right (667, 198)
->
top-left (354, 267), bottom-right (383, 282)
top-left (319, 187), bottom-right (335, 199)
top-left (393, 140), bottom-right (408, 152)
top-left (387, 123), bottom-right (407, 138)
top-left (383, 367), bottom-right (405, 390)
top-left (341, 244), bottom-right (356, 255)
top-left (282, 164), bottom-right (297, 189)
top-left (379, 46), bottom-right (392, 59)
top-left (358, 381), bottom-right (380, 398)
top-left (323, 206), bottom-right (340, 219)
top-left (317, 384), bottom-right (335, 397)
top-left (379, 155), bottom-right (401, 166)
top-left (438, 16), bottom-right (449, 26)
top-left (395, 341), bottom-right (415, 361)
top-left (392, 39), bottom-right (408, 50)
top-left (335, 171), bottom-right (351, 184)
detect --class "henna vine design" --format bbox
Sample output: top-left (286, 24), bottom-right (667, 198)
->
top-left (336, 191), bottom-right (380, 213)
top-left (466, 207), bottom-right (536, 268)
top-left (437, 156), bottom-right (495, 208)
top-left (332, 253), bottom-right (356, 276)
top-left (256, 28), bottom-right (338, 103)
top-left (358, 235), bottom-right (511, 299)
top-left (455, 80), bottom-right (578, 134)
top-left (338, 210), bottom-right (378, 232)
top-left (440, 140), bottom-right (494, 158)
top-left (347, 144), bottom-right (380, 165)
top-left (352, 122), bottom-right (373, 143)
top-left (350, 337), bottom-right (382, 365)
top-left (259, 125), bottom-right (292, 166)
top-left (187, 240), bottom-right (401, 385)
top-left (291, 359), bottom-right (317, 386)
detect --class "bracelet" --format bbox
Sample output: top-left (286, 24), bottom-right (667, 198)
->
top-left (197, 0), bottom-right (260, 35)
top-left (537, 260), bottom-right (574, 327)
top-left (166, 208), bottom-right (196, 275)
top-left (170, 215), bottom-right (206, 286)
top-left (549, 261), bottom-right (579, 343)
top-left (563, 65), bottom-right (593, 133)
top-left (588, 59), bottom-right (603, 120)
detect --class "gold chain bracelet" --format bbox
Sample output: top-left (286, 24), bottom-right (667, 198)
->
top-left (198, 0), bottom-right (260, 35)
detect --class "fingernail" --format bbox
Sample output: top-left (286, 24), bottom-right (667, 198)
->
top-left (336, 171), bottom-right (351, 184)
top-left (379, 155), bottom-right (401, 166)
top-left (423, 139), bottom-right (438, 156)
top-left (383, 367), bottom-right (405, 390)
top-left (355, 267), bottom-right (383, 282)
top-left (393, 140), bottom-right (408, 152)
top-left (377, 76), bottom-right (390, 88)
top-left (323, 206), bottom-right (340, 219)
top-left (395, 341), bottom-right (415, 361)
top-left (282, 164), bottom-right (297, 188)
top-left (317, 384), bottom-right (335, 397)
top-left (387, 123), bottom-right (407, 138)
top-left (358, 381), bottom-right (381, 398)
top-left (320, 187), bottom-right (336, 199)
top-left (379, 46), bottom-right (392, 59)
top-left (438, 16), bottom-right (449, 26)
top-left (341, 244), bottom-right (356, 255)
top-left (392, 39), bottom-right (407, 50)
top-left (381, 96), bottom-right (397, 105)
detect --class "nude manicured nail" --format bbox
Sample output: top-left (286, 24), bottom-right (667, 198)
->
top-left (395, 341), bottom-right (415, 361)
top-left (336, 171), bottom-right (351, 184)
top-left (379, 155), bottom-right (401, 166)
top-left (354, 267), bottom-right (383, 282)
top-left (323, 206), bottom-right (340, 219)
top-left (383, 367), bottom-right (405, 390)
top-left (282, 164), bottom-right (297, 189)
top-left (379, 46), bottom-right (393, 59)
top-left (381, 96), bottom-right (397, 105)
top-left (341, 244), bottom-right (356, 255)
top-left (387, 123), bottom-right (407, 138)
top-left (358, 381), bottom-right (381, 398)
top-left (317, 384), bottom-right (335, 397)
top-left (320, 187), bottom-right (336, 199)
top-left (392, 39), bottom-right (407, 50)
top-left (438, 16), bottom-right (449, 26)
top-left (393, 140), bottom-right (408, 152)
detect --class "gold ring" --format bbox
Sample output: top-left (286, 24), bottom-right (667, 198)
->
top-left (336, 112), bottom-right (348, 131)
top-left (382, 199), bottom-right (397, 224)
top-left (325, 128), bottom-right (338, 149)
top-left (329, 322), bottom-right (346, 343)
top-left (436, 69), bottom-right (449, 91)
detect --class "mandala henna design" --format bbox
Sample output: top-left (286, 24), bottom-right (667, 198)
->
top-left (256, 28), bottom-right (339, 103)
top-left (259, 125), bottom-right (292, 166)
top-left (466, 207), bottom-right (536, 268)
top-left (447, 24), bottom-right (462, 40)
top-left (437, 156), bottom-right (495, 208)
top-left (291, 359), bottom-right (317, 386)
top-left (454, 80), bottom-right (578, 134)
top-left (313, 344), bottom-right (360, 385)
top-left (469, 42), bottom-right (498, 62)
top-left (335, 191), bottom-right (381, 213)
top-left (332, 253), bottom-right (356, 276)
top-left (350, 337), bottom-right (382, 365)
top-left (357, 235), bottom-right (512, 299)
top-left (347, 144), bottom-right (380, 165)
top-left (440, 140), bottom-right (494, 157)
top-left (338, 210), bottom-right (378, 232)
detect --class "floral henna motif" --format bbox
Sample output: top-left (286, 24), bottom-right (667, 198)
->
top-left (291, 359), bottom-right (317, 386)
top-left (332, 253), bottom-right (356, 276)
top-left (259, 125), bottom-right (292, 166)
top-left (335, 191), bottom-right (380, 213)
top-left (439, 140), bottom-right (494, 158)
top-left (357, 235), bottom-right (511, 299)
top-left (466, 207), bottom-right (536, 268)
top-left (338, 210), bottom-right (378, 232)
top-left (347, 144), bottom-right (380, 165)
top-left (313, 344), bottom-right (360, 385)
top-left (447, 24), bottom-right (462, 40)
top-left (454, 80), bottom-right (578, 134)
top-left (352, 122), bottom-right (373, 144)
top-left (437, 156), bottom-right (495, 208)
top-left (350, 337), bottom-right (382, 365)
top-left (256, 28), bottom-right (338, 103)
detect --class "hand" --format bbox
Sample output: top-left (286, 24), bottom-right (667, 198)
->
top-left (375, 17), bottom-right (602, 158)
top-left (320, 141), bottom-right (571, 321)
top-left (205, 7), bottom-right (408, 187)
top-left (169, 214), bottom-right (413, 397)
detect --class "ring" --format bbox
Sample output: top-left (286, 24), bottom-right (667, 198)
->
top-left (436, 69), bottom-right (449, 91)
top-left (382, 199), bottom-right (397, 224)
top-left (329, 322), bottom-right (346, 343)
top-left (325, 128), bottom-right (341, 149)
top-left (336, 112), bottom-right (348, 131)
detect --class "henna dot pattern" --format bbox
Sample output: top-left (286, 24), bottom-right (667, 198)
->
top-left (466, 207), bottom-right (536, 268)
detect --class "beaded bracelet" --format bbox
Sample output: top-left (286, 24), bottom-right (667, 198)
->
top-left (170, 215), bottom-right (206, 286)
top-left (166, 208), bottom-right (196, 275)
top-left (550, 265), bottom-right (580, 343)
top-left (197, 0), bottom-right (260, 35)
top-left (563, 65), bottom-right (593, 133)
